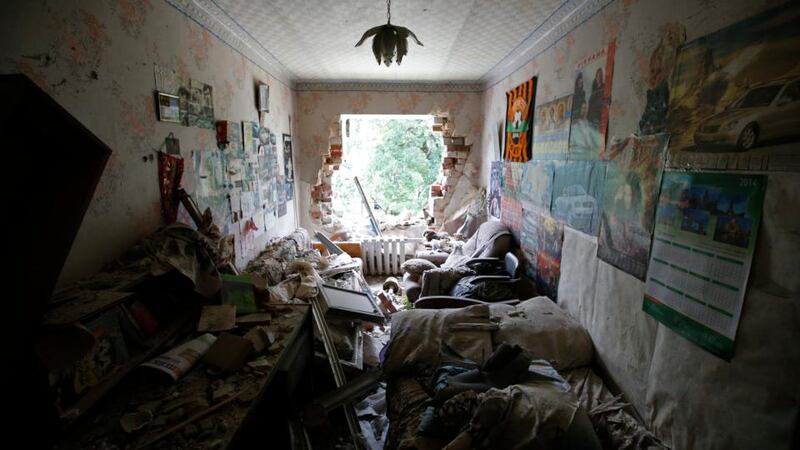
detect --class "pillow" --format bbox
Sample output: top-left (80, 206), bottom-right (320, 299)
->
top-left (401, 258), bottom-right (437, 276)
top-left (492, 297), bottom-right (594, 371)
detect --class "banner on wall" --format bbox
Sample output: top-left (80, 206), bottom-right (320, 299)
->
top-left (503, 78), bottom-right (537, 162)
top-left (532, 95), bottom-right (573, 160)
top-left (521, 210), bottom-right (564, 301)
top-left (597, 134), bottom-right (668, 280)
top-left (643, 171), bottom-right (767, 359)
top-left (666, 3), bottom-right (800, 172)
top-left (568, 41), bottom-right (616, 161)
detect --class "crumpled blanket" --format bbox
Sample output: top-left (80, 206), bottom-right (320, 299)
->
top-left (563, 367), bottom-right (666, 450)
top-left (442, 220), bottom-right (511, 268)
top-left (459, 383), bottom-right (579, 450)
top-left (419, 266), bottom-right (476, 298)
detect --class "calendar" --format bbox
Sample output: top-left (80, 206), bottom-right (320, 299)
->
top-left (643, 171), bottom-right (766, 359)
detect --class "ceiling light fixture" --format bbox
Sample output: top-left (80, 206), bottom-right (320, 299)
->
top-left (355, 0), bottom-right (423, 66)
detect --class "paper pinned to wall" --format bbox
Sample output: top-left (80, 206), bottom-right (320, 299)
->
top-left (488, 161), bottom-right (503, 218)
top-left (551, 160), bottom-right (606, 235)
top-left (598, 134), bottom-right (668, 280)
top-left (532, 95), bottom-right (573, 160)
top-left (568, 41), bottom-right (616, 161)
top-left (665, 2), bottom-right (800, 172)
top-left (643, 171), bottom-right (766, 360)
top-left (518, 161), bottom-right (557, 215)
top-left (521, 210), bottom-right (564, 300)
top-left (154, 64), bottom-right (179, 95)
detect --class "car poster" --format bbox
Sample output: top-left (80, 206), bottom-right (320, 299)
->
top-left (550, 161), bottom-right (606, 235)
top-left (519, 161), bottom-right (558, 215)
top-left (597, 134), bottom-right (669, 280)
top-left (643, 171), bottom-right (767, 359)
top-left (666, 2), bottom-right (800, 172)
top-left (521, 210), bottom-right (564, 301)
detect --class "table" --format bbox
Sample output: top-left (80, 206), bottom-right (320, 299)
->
top-left (56, 304), bottom-right (312, 450)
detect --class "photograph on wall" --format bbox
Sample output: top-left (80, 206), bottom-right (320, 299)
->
top-left (154, 64), bottom-right (179, 95)
top-left (488, 161), bottom-right (503, 218)
top-left (521, 210), bottom-right (564, 300)
top-left (551, 160), bottom-right (606, 235)
top-left (518, 160), bottom-right (557, 214)
top-left (156, 93), bottom-right (180, 123)
top-left (532, 95), bottom-right (573, 159)
top-left (503, 78), bottom-right (537, 162)
top-left (643, 171), bottom-right (766, 360)
top-left (598, 134), bottom-right (669, 280)
top-left (568, 41), bottom-right (616, 160)
top-left (666, 3), bottom-right (800, 171)
top-left (283, 134), bottom-right (294, 182)
top-left (186, 79), bottom-right (215, 129)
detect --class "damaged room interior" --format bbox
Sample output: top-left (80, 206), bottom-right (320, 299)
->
top-left (4, 0), bottom-right (800, 448)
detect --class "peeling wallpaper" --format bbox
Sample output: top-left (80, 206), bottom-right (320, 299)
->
top-left (293, 89), bottom-right (484, 230)
top-left (478, 0), bottom-right (798, 449)
top-left (0, 0), bottom-right (297, 287)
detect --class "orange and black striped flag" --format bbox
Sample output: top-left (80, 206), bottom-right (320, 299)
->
top-left (503, 78), bottom-right (537, 162)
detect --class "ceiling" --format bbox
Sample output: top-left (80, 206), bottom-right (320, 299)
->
top-left (212, 0), bottom-right (565, 82)
top-left (171, 0), bottom-right (612, 89)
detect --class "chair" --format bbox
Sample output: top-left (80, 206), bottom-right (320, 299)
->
top-left (404, 221), bottom-right (514, 303)
top-left (415, 253), bottom-right (523, 309)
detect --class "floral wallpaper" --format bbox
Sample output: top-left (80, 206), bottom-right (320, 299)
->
top-left (1, 0), bottom-right (296, 285)
top-left (293, 89), bottom-right (483, 230)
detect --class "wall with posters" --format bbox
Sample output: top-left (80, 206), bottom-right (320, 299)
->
top-left (0, 0), bottom-right (297, 285)
top-left (479, 0), bottom-right (800, 449)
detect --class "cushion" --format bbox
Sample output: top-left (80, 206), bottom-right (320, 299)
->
top-left (492, 297), bottom-right (594, 371)
top-left (401, 258), bottom-right (437, 276)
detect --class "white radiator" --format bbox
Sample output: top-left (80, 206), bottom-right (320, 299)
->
top-left (361, 237), bottom-right (419, 275)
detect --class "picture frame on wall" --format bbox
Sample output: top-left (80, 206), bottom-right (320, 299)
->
top-left (258, 83), bottom-right (269, 113)
top-left (156, 92), bottom-right (180, 123)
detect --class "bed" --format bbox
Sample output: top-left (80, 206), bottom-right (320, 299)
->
top-left (381, 298), bottom-right (663, 449)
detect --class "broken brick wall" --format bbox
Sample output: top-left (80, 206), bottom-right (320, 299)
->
top-left (293, 89), bottom-right (484, 233)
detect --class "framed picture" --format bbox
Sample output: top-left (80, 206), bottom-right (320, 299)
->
top-left (156, 92), bottom-right (180, 123)
top-left (258, 83), bottom-right (269, 112)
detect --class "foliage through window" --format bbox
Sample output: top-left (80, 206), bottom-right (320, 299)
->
top-left (333, 115), bottom-right (443, 229)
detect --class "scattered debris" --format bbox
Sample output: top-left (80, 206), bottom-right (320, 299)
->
top-left (202, 333), bottom-right (253, 373)
top-left (197, 305), bottom-right (236, 332)
top-left (120, 410), bottom-right (153, 433)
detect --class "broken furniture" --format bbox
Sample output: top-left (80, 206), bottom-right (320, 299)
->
top-left (5, 73), bottom-right (113, 448)
top-left (57, 304), bottom-right (313, 449)
top-left (382, 297), bottom-right (663, 449)
top-left (430, 252), bottom-right (523, 303)
top-left (403, 220), bottom-right (514, 302)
